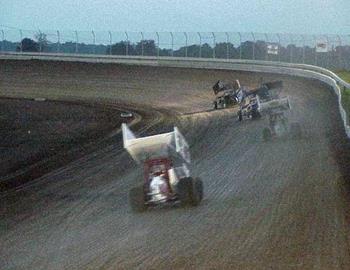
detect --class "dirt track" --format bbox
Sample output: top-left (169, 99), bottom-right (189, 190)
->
top-left (0, 98), bottom-right (131, 190)
top-left (1, 60), bottom-right (350, 269)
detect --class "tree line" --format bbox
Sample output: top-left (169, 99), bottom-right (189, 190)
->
top-left (1, 36), bottom-right (349, 70)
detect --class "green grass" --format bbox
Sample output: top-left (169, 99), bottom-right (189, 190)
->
top-left (342, 89), bottom-right (350, 105)
top-left (341, 90), bottom-right (350, 127)
top-left (335, 70), bottom-right (350, 83)
top-left (334, 71), bottom-right (350, 119)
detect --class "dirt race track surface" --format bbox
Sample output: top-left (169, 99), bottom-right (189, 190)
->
top-left (1, 60), bottom-right (350, 269)
top-left (0, 98), bottom-right (128, 190)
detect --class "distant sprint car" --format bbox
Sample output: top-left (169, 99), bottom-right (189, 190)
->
top-left (260, 97), bottom-right (302, 141)
top-left (212, 79), bottom-right (283, 111)
top-left (120, 112), bottom-right (133, 118)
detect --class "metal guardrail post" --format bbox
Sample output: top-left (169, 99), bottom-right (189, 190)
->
top-left (125, 32), bottom-right (129, 56)
top-left (156, 32), bottom-right (160, 57)
top-left (212, 32), bottom-right (216, 58)
top-left (75, 30), bottom-right (79, 54)
top-left (184, 32), bottom-right (188, 57)
top-left (140, 32), bottom-right (144, 56)
top-left (92, 30), bottom-right (96, 54)
top-left (198, 32), bottom-right (202, 58)
top-left (276, 33), bottom-right (281, 62)
top-left (1, 30), bottom-right (5, 53)
top-left (57, 30), bottom-right (60, 53)
top-left (238, 32), bottom-right (242, 59)
top-left (251, 32), bottom-right (255, 60)
top-left (225, 32), bottom-right (229, 59)
top-left (264, 33), bottom-right (269, 61)
top-left (108, 31), bottom-right (112, 55)
top-left (19, 29), bottom-right (23, 52)
top-left (170, 32), bottom-right (174, 57)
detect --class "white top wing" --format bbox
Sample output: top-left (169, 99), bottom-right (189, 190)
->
top-left (122, 124), bottom-right (190, 164)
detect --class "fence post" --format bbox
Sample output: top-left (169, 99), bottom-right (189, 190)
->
top-left (75, 30), bottom-right (78, 54)
top-left (170, 32), bottom-right (174, 57)
top-left (264, 33), bottom-right (269, 61)
top-left (57, 30), bottom-right (60, 53)
top-left (301, 35), bottom-right (305, 64)
top-left (184, 32), bottom-right (188, 57)
top-left (108, 31), bottom-right (112, 55)
top-left (276, 33), bottom-right (281, 62)
top-left (1, 30), bottom-right (4, 53)
top-left (337, 35), bottom-right (342, 69)
top-left (289, 34), bottom-right (293, 63)
top-left (212, 32), bottom-right (216, 58)
top-left (92, 30), bottom-right (96, 54)
top-left (225, 32), bottom-right (229, 59)
top-left (325, 34), bottom-right (330, 68)
top-left (156, 32), bottom-right (160, 57)
top-left (125, 32), bottom-right (129, 56)
top-left (19, 29), bottom-right (23, 52)
top-left (197, 32), bottom-right (202, 58)
top-left (140, 32), bottom-right (144, 56)
top-left (38, 29), bottom-right (42, 53)
top-left (251, 32), bottom-right (256, 60)
top-left (238, 32), bottom-right (242, 59)
top-left (313, 35), bottom-right (317, 66)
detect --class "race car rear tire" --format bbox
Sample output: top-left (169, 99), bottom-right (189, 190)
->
top-left (177, 177), bottom-right (203, 206)
top-left (238, 110), bottom-right (243, 121)
top-left (263, 127), bottom-right (272, 141)
top-left (129, 186), bottom-right (147, 212)
top-left (251, 110), bottom-right (261, 120)
top-left (192, 178), bottom-right (204, 205)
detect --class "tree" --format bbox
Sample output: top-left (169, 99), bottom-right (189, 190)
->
top-left (214, 42), bottom-right (238, 59)
top-left (135, 40), bottom-right (157, 56)
top-left (200, 43), bottom-right (214, 58)
top-left (185, 45), bottom-right (200, 57)
top-left (108, 41), bottom-right (135, 55)
top-left (16, 38), bottom-right (38, 52)
top-left (35, 32), bottom-right (49, 52)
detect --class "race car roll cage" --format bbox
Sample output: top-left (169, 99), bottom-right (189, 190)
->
top-left (143, 157), bottom-right (174, 198)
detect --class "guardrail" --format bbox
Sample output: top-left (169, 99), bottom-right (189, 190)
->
top-left (1, 52), bottom-right (349, 137)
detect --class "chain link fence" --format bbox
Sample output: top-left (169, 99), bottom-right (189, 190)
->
top-left (1, 29), bottom-right (349, 70)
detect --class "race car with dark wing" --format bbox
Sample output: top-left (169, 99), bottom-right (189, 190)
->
top-left (212, 80), bottom-right (240, 109)
top-left (212, 79), bottom-right (283, 111)
top-left (260, 97), bottom-right (302, 141)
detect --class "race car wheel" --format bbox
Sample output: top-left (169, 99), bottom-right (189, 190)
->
top-left (177, 177), bottom-right (203, 206)
top-left (129, 185), bottom-right (147, 212)
top-left (251, 110), bottom-right (261, 120)
top-left (177, 177), bottom-right (192, 206)
top-left (263, 127), bottom-right (272, 141)
top-left (238, 111), bottom-right (243, 121)
top-left (192, 178), bottom-right (204, 206)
